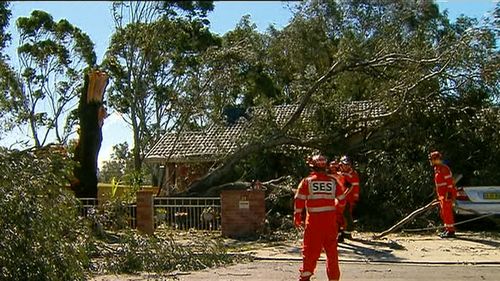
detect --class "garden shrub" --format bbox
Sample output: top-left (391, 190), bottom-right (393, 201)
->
top-left (0, 147), bottom-right (89, 281)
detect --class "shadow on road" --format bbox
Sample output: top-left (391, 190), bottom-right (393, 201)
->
top-left (349, 236), bottom-right (406, 250)
top-left (338, 236), bottom-right (406, 262)
top-left (454, 235), bottom-right (500, 248)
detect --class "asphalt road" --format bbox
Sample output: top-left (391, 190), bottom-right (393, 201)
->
top-left (173, 260), bottom-right (500, 281)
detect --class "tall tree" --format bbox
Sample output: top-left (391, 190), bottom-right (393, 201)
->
top-left (103, 1), bottom-right (219, 175)
top-left (71, 69), bottom-right (109, 198)
top-left (1, 10), bottom-right (95, 148)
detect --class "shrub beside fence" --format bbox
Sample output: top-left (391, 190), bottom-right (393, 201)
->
top-left (79, 197), bottom-right (137, 228)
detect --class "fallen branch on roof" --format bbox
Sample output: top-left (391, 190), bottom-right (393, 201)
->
top-left (187, 51), bottom-right (451, 194)
top-left (201, 176), bottom-right (292, 196)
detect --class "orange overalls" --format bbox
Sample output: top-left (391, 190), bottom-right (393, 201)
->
top-left (329, 171), bottom-right (347, 234)
top-left (433, 164), bottom-right (457, 233)
top-left (294, 172), bottom-right (346, 281)
top-left (341, 170), bottom-right (359, 231)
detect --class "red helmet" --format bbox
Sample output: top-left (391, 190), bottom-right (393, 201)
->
top-left (307, 155), bottom-right (327, 169)
top-left (429, 151), bottom-right (442, 160)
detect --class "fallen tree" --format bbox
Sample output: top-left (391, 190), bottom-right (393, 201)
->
top-left (186, 51), bottom-right (453, 195)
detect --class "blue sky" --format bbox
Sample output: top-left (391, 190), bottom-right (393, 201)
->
top-left (2, 1), bottom-right (499, 167)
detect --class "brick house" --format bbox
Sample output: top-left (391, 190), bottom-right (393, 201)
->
top-left (144, 105), bottom-right (305, 195)
top-left (144, 102), bottom-right (386, 195)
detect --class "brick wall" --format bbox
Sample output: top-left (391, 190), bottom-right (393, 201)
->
top-left (220, 189), bottom-right (265, 238)
top-left (136, 190), bottom-right (154, 235)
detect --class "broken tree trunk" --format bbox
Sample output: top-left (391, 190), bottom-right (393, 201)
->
top-left (373, 199), bottom-right (439, 239)
top-left (71, 69), bottom-right (109, 198)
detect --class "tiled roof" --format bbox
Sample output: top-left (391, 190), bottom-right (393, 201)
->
top-left (342, 100), bottom-right (387, 130)
top-left (145, 102), bottom-right (387, 163)
top-left (145, 119), bottom-right (249, 163)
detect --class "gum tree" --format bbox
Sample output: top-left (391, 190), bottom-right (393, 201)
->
top-left (104, 2), bottom-right (219, 182)
top-left (2, 10), bottom-right (95, 148)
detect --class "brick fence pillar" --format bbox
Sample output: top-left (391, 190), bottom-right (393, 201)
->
top-left (136, 190), bottom-right (154, 235)
top-left (220, 189), bottom-right (265, 238)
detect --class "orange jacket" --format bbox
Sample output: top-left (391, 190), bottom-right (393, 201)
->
top-left (342, 169), bottom-right (360, 203)
top-left (433, 164), bottom-right (456, 200)
top-left (294, 171), bottom-right (346, 215)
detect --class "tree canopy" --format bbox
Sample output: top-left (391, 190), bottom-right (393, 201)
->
top-left (0, 0), bottom-right (499, 229)
top-left (0, 9), bottom-right (96, 148)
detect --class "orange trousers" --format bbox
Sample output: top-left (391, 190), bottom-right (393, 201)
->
top-left (336, 201), bottom-right (356, 232)
top-left (439, 199), bottom-right (455, 232)
top-left (301, 211), bottom-right (340, 280)
top-left (336, 204), bottom-right (345, 231)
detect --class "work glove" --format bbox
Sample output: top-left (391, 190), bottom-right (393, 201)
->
top-left (294, 213), bottom-right (302, 228)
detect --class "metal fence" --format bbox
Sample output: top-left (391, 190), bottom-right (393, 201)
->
top-left (154, 197), bottom-right (221, 231)
top-left (79, 198), bottom-right (98, 217)
top-left (78, 196), bottom-right (221, 231)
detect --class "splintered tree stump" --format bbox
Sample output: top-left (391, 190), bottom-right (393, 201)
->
top-left (71, 70), bottom-right (109, 198)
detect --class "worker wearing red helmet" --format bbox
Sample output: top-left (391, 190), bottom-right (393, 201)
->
top-left (429, 150), bottom-right (457, 238)
top-left (338, 155), bottom-right (360, 240)
top-left (294, 155), bottom-right (346, 281)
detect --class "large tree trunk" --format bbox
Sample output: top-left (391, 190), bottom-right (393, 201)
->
top-left (71, 70), bottom-right (109, 198)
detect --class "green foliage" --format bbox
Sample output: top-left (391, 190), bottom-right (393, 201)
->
top-left (162, 1), bottom-right (214, 19)
top-left (104, 2), bottom-right (220, 173)
top-left (193, 0), bottom-right (500, 229)
top-left (0, 147), bottom-right (89, 281)
top-left (0, 1), bottom-right (11, 51)
top-left (0, 10), bottom-right (96, 147)
top-left (99, 142), bottom-right (134, 183)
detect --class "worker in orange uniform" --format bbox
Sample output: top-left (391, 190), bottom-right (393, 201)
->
top-left (294, 155), bottom-right (347, 281)
top-left (328, 160), bottom-right (348, 243)
top-left (338, 155), bottom-right (360, 240)
top-left (429, 150), bottom-right (457, 238)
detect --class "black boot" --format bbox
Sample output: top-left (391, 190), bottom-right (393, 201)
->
top-left (338, 231), bottom-right (345, 243)
top-left (439, 231), bottom-right (456, 238)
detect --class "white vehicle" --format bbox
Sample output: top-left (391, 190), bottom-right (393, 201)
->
top-left (454, 186), bottom-right (500, 216)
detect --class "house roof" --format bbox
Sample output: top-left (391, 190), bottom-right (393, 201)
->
top-left (144, 101), bottom-right (387, 164)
